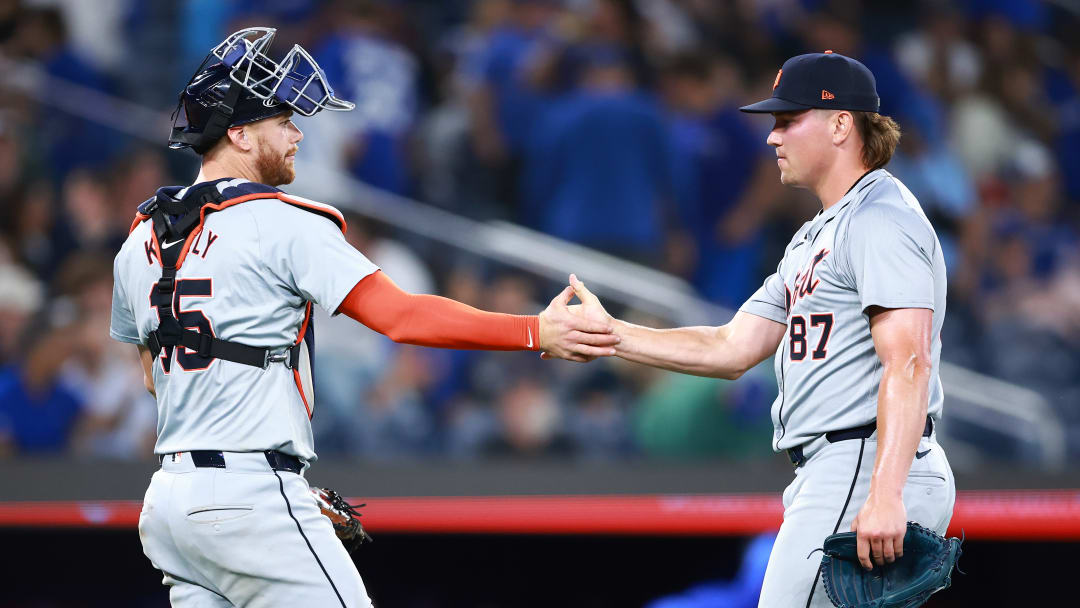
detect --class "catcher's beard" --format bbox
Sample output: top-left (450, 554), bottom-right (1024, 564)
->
top-left (255, 147), bottom-right (296, 187)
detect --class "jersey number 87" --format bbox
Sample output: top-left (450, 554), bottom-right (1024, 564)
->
top-left (789, 313), bottom-right (833, 361)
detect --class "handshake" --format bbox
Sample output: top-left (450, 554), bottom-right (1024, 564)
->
top-left (536, 274), bottom-right (619, 363)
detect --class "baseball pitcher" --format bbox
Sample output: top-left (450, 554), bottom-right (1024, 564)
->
top-left (565, 52), bottom-right (956, 607)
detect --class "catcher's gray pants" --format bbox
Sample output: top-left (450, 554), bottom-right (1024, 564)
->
top-left (139, 451), bottom-right (373, 607)
top-left (758, 432), bottom-right (955, 608)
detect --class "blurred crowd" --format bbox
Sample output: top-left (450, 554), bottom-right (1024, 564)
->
top-left (0, 0), bottom-right (1077, 464)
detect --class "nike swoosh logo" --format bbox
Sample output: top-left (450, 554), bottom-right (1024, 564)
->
top-left (161, 238), bottom-right (184, 249)
top-left (915, 449), bottom-right (931, 459)
top-left (526, 326), bottom-right (533, 349)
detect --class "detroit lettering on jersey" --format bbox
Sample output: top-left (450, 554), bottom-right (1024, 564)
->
top-left (110, 178), bottom-right (379, 462)
top-left (786, 248), bottom-right (830, 311)
top-left (738, 169), bottom-right (947, 452)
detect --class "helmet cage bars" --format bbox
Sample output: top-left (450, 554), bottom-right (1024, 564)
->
top-left (212, 27), bottom-right (354, 117)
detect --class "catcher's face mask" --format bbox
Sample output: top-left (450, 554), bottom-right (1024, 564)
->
top-left (212, 27), bottom-right (354, 117)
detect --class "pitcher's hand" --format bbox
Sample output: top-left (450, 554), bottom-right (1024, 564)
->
top-left (851, 493), bottom-right (907, 570)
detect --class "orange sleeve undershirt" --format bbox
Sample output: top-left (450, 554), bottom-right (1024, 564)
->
top-left (336, 270), bottom-right (540, 351)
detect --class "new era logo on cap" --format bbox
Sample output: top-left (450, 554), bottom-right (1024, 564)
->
top-left (740, 51), bottom-right (880, 114)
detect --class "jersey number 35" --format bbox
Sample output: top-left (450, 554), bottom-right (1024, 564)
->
top-left (149, 278), bottom-right (216, 373)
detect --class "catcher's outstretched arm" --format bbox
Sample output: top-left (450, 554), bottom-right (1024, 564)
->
top-left (337, 270), bottom-right (538, 350)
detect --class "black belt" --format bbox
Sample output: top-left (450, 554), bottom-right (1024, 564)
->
top-left (787, 416), bottom-right (934, 468)
top-left (158, 450), bottom-right (303, 474)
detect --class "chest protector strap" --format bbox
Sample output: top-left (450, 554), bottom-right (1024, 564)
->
top-left (144, 183), bottom-right (301, 369)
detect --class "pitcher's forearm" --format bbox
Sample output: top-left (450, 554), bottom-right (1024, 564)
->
top-left (869, 362), bottom-right (931, 498)
top-left (612, 320), bottom-right (747, 379)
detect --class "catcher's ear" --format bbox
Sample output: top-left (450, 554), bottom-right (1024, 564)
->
top-left (226, 125), bottom-right (252, 151)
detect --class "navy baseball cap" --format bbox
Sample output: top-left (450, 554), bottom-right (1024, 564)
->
top-left (740, 51), bottom-right (880, 114)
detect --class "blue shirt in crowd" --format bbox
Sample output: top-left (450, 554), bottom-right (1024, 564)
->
top-left (669, 105), bottom-right (769, 307)
top-left (0, 366), bottom-right (83, 454)
top-left (522, 90), bottom-right (674, 256)
top-left (315, 31), bottom-right (419, 194)
top-left (470, 25), bottom-right (550, 155)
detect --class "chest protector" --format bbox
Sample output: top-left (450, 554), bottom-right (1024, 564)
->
top-left (133, 179), bottom-right (345, 371)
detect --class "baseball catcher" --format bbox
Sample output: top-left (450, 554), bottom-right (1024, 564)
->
top-left (111, 26), bottom-right (616, 607)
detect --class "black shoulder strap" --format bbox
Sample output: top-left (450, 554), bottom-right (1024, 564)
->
top-left (149, 183), bottom-right (228, 261)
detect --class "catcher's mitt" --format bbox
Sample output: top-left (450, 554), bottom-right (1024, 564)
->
top-left (819, 521), bottom-right (962, 608)
top-left (312, 487), bottom-right (372, 553)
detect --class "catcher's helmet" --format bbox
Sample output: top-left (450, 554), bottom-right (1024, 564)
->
top-left (170, 27), bottom-right (354, 154)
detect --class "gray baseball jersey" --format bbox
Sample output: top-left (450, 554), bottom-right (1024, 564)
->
top-left (110, 179), bottom-right (378, 462)
top-left (740, 169), bottom-right (946, 451)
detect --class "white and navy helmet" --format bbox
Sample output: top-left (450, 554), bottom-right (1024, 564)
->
top-left (169, 27), bottom-right (354, 154)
